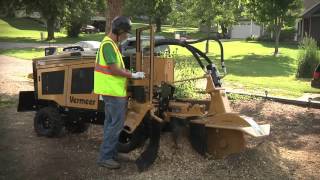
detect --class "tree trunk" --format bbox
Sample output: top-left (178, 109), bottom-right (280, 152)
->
top-left (274, 26), bottom-right (281, 56)
top-left (155, 17), bottom-right (161, 32)
top-left (205, 21), bottom-right (211, 53)
top-left (67, 21), bottom-right (82, 38)
top-left (221, 24), bottom-right (228, 38)
top-left (106, 0), bottom-right (123, 34)
top-left (46, 17), bottom-right (55, 41)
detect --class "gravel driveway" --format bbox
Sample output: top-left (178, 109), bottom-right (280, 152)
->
top-left (0, 55), bottom-right (33, 98)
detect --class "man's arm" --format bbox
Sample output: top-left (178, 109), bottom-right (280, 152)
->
top-left (102, 43), bottom-right (132, 78)
top-left (108, 64), bottom-right (132, 78)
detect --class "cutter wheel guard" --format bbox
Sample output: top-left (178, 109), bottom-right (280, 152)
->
top-left (17, 25), bottom-right (270, 171)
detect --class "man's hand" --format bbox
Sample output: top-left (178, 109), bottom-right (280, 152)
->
top-left (131, 72), bottom-right (145, 79)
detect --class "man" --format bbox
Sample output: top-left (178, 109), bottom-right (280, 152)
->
top-left (94, 16), bottom-right (145, 169)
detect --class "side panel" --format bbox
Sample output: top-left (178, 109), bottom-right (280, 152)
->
top-left (141, 56), bottom-right (174, 85)
top-left (37, 66), bottom-right (68, 106)
top-left (154, 57), bottom-right (174, 84)
top-left (66, 63), bottom-right (99, 110)
top-left (17, 91), bottom-right (37, 112)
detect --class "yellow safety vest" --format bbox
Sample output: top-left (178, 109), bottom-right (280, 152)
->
top-left (94, 36), bottom-right (127, 97)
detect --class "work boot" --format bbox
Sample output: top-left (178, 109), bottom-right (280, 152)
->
top-left (98, 159), bottom-right (120, 169)
top-left (114, 153), bottom-right (131, 162)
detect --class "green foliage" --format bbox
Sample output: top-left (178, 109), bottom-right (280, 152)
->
top-left (174, 55), bottom-right (205, 98)
top-left (0, 100), bottom-right (14, 108)
top-left (167, 0), bottom-right (194, 26)
top-left (62, 0), bottom-right (99, 37)
top-left (14, 0), bottom-right (104, 39)
top-left (123, 0), bottom-right (172, 32)
top-left (247, 0), bottom-right (303, 54)
top-left (296, 36), bottom-right (320, 78)
top-left (257, 27), bottom-right (296, 42)
top-left (245, 35), bottom-right (258, 41)
top-left (0, 0), bottom-right (24, 17)
top-left (247, 0), bottom-right (302, 26)
top-left (23, 0), bottom-right (67, 40)
top-left (227, 93), bottom-right (260, 102)
top-left (215, 0), bottom-right (242, 35)
top-left (168, 0), bottom-right (240, 36)
top-left (279, 27), bottom-right (296, 42)
top-left (133, 0), bottom-right (239, 34)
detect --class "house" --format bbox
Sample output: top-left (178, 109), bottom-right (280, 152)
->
top-left (297, 0), bottom-right (320, 44)
top-left (230, 20), bottom-right (263, 39)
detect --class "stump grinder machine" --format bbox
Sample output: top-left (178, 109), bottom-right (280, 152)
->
top-left (18, 25), bottom-right (270, 171)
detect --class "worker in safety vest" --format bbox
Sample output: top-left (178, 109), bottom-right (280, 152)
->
top-left (94, 16), bottom-right (145, 169)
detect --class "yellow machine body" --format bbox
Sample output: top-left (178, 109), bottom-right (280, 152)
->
top-left (31, 25), bottom-right (270, 160)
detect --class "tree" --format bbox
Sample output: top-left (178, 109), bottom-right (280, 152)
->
top-left (124, 0), bottom-right (172, 32)
top-left (169, 0), bottom-right (240, 36)
top-left (106, 0), bottom-right (123, 34)
top-left (247, 0), bottom-right (302, 55)
top-left (63, 0), bottom-right (99, 37)
top-left (0, 0), bottom-right (24, 17)
top-left (153, 0), bottom-right (172, 32)
top-left (23, 0), bottom-right (66, 40)
top-left (215, 0), bottom-right (242, 37)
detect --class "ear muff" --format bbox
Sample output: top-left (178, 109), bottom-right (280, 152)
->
top-left (111, 16), bottom-right (132, 35)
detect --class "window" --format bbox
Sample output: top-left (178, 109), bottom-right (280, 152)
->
top-left (71, 67), bottom-right (94, 94)
top-left (42, 70), bottom-right (65, 94)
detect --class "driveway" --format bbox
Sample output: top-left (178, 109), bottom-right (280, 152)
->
top-left (0, 42), bottom-right (72, 50)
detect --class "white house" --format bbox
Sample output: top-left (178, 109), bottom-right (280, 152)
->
top-left (230, 20), bottom-right (263, 39)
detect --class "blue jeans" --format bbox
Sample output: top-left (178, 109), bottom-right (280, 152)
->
top-left (98, 96), bottom-right (127, 162)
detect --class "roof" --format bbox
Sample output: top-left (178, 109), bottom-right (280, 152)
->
top-left (304, 0), bottom-right (320, 10)
top-left (301, 1), bottom-right (320, 18)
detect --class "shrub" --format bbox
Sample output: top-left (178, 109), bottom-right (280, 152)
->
top-left (279, 28), bottom-right (296, 42)
top-left (257, 33), bottom-right (273, 42)
top-left (174, 56), bottom-right (204, 98)
top-left (296, 36), bottom-right (320, 78)
top-left (245, 35), bottom-right (257, 42)
top-left (257, 27), bottom-right (296, 42)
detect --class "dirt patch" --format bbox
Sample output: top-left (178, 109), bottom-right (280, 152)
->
top-left (0, 55), bottom-right (319, 179)
top-left (2, 101), bottom-right (319, 180)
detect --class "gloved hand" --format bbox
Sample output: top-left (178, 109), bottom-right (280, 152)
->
top-left (131, 72), bottom-right (145, 79)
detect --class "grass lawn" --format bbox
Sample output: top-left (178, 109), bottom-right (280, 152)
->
top-left (0, 48), bottom-right (43, 60)
top-left (0, 18), bottom-right (200, 43)
top-left (0, 17), bottom-right (319, 98)
top-left (172, 40), bottom-right (319, 98)
top-left (0, 18), bottom-right (66, 42)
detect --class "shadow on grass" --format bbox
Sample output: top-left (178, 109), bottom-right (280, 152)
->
top-left (0, 93), bottom-right (16, 108)
top-left (222, 54), bottom-right (297, 77)
top-left (0, 33), bottom-right (105, 44)
top-left (2, 17), bottom-right (46, 31)
top-left (56, 33), bottom-right (105, 43)
top-left (175, 53), bottom-right (297, 77)
top-left (246, 41), bottom-right (299, 50)
top-left (0, 37), bottom-right (42, 43)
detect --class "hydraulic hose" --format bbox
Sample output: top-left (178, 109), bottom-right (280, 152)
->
top-left (155, 38), bottom-right (226, 74)
top-left (155, 39), bottom-right (206, 70)
top-left (154, 38), bottom-right (223, 87)
top-left (185, 37), bottom-right (225, 73)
